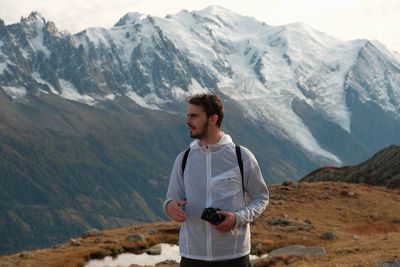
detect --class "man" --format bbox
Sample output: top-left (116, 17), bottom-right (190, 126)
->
top-left (163, 94), bottom-right (269, 267)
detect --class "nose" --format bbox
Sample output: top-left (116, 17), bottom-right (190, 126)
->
top-left (186, 115), bottom-right (191, 125)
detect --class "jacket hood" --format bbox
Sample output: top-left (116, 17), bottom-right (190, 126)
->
top-left (189, 132), bottom-right (233, 150)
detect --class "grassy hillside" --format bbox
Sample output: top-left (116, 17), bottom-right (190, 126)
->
top-left (1, 182), bottom-right (399, 266)
top-left (0, 93), bottom-right (190, 254)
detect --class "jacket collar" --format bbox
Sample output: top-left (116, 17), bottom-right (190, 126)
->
top-left (189, 132), bottom-right (233, 150)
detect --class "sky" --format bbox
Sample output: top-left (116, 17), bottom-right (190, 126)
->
top-left (0, 0), bottom-right (399, 53)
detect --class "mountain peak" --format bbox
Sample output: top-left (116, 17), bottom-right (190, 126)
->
top-left (22, 11), bottom-right (46, 24)
top-left (284, 21), bottom-right (314, 31)
top-left (195, 5), bottom-right (245, 21)
top-left (198, 5), bottom-right (237, 15)
top-left (282, 21), bottom-right (334, 39)
top-left (114, 12), bottom-right (148, 26)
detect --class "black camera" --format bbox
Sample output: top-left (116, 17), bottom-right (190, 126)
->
top-left (201, 207), bottom-right (225, 225)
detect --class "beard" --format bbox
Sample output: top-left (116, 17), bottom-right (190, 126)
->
top-left (189, 120), bottom-right (209, 140)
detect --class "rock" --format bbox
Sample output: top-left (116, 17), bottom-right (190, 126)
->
top-left (104, 249), bottom-right (114, 256)
top-left (320, 231), bottom-right (337, 240)
top-left (18, 252), bottom-right (32, 259)
top-left (392, 219), bottom-right (400, 224)
top-left (380, 260), bottom-right (400, 267)
top-left (103, 240), bottom-right (118, 244)
top-left (286, 226), bottom-right (298, 232)
top-left (269, 218), bottom-right (290, 226)
top-left (145, 228), bottom-right (156, 235)
top-left (159, 226), bottom-right (180, 234)
top-left (116, 247), bottom-right (125, 254)
top-left (271, 217), bottom-right (310, 224)
top-left (268, 245), bottom-right (326, 257)
top-left (156, 260), bottom-right (179, 267)
top-left (269, 217), bottom-right (314, 232)
top-left (82, 229), bottom-right (104, 238)
top-left (69, 238), bottom-right (83, 246)
top-left (304, 219), bottom-right (312, 225)
top-left (282, 181), bottom-right (297, 187)
top-left (282, 181), bottom-right (291, 186)
top-left (341, 190), bottom-right (356, 197)
top-left (352, 234), bottom-right (361, 240)
top-left (303, 224), bottom-right (314, 231)
top-left (126, 233), bottom-right (146, 242)
top-left (0, 260), bottom-right (15, 267)
top-left (146, 244), bottom-right (162, 255)
top-left (251, 243), bottom-right (263, 256)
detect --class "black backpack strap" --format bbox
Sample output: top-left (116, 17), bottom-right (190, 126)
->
top-left (235, 145), bottom-right (244, 195)
top-left (181, 148), bottom-right (191, 175)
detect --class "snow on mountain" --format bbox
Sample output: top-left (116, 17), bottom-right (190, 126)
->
top-left (346, 41), bottom-right (400, 116)
top-left (58, 79), bottom-right (97, 105)
top-left (0, 53), bottom-right (6, 74)
top-left (146, 7), bottom-right (367, 163)
top-left (2, 86), bottom-right (27, 99)
top-left (18, 12), bottom-right (52, 57)
top-left (1, 6), bottom-right (400, 166)
top-left (32, 72), bottom-right (58, 94)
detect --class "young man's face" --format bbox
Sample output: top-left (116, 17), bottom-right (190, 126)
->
top-left (186, 104), bottom-right (210, 139)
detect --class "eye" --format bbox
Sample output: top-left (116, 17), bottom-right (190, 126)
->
top-left (187, 114), bottom-right (199, 119)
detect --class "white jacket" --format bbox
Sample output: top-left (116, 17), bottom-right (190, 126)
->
top-left (164, 132), bottom-right (269, 261)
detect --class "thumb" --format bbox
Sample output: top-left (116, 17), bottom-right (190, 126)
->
top-left (176, 199), bottom-right (187, 206)
top-left (216, 210), bottom-right (231, 216)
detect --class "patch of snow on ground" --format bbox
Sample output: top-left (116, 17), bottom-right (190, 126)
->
top-left (85, 243), bottom-right (267, 267)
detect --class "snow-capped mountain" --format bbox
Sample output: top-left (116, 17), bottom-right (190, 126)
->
top-left (1, 7), bottom-right (399, 167)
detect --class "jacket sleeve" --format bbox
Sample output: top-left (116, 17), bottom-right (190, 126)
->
top-left (163, 152), bottom-right (186, 214)
top-left (234, 148), bottom-right (269, 227)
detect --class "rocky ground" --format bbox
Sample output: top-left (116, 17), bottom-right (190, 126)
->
top-left (1, 181), bottom-right (400, 267)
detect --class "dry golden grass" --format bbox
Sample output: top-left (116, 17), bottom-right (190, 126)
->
top-left (1, 182), bottom-right (399, 267)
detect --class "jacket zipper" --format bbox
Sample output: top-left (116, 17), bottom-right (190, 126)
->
top-left (206, 146), bottom-right (212, 259)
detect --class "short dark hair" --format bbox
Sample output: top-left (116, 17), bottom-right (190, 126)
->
top-left (188, 94), bottom-right (224, 128)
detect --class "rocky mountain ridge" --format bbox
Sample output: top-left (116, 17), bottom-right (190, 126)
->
top-left (301, 145), bottom-right (400, 189)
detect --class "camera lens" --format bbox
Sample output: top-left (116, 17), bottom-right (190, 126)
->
top-left (210, 213), bottom-right (222, 225)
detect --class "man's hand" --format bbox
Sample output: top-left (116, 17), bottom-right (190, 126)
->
top-left (213, 211), bottom-right (236, 232)
top-left (166, 200), bottom-right (187, 222)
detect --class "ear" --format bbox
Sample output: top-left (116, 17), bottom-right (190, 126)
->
top-left (209, 114), bottom-right (219, 125)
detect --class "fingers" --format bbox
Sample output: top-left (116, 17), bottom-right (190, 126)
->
top-left (214, 211), bottom-right (236, 232)
top-left (176, 200), bottom-right (187, 206)
top-left (215, 221), bottom-right (231, 232)
top-left (167, 200), bottom-right (187, 222)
